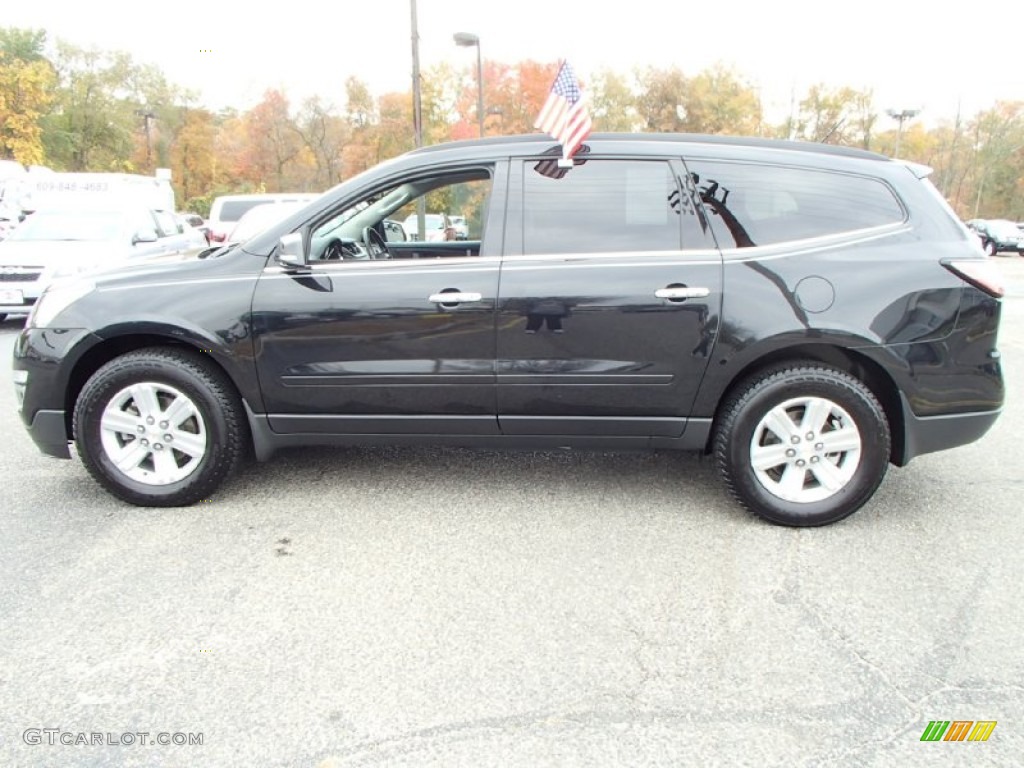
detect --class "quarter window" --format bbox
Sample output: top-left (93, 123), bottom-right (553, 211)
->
top-left (685, 161), bottom-right (905, 248)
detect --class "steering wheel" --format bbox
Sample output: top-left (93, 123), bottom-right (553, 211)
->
top-left (322, 239), bottom-right (346, 261)
top-left (362, 226), bottom-right (390, 260)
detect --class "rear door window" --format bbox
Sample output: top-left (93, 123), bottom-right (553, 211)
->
top-left (521, 159), bottom-right (687, 254)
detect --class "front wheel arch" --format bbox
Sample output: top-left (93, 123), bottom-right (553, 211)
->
top-left (65, 334), bottom-right (251, 443)
top-left (72, 346), bottom-right (249, 506)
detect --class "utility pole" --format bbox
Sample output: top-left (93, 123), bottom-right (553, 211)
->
top-left (410, 0), bottom-right (423, 149)
top-left (410, 0), bottom-right (425, 239)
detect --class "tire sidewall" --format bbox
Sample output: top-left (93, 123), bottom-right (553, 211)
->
top-left (722, 371), bottom-right (889, 526)
top-left (75, 356), bottom-right (233, 506)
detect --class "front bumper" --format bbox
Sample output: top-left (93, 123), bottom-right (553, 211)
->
top-left (24, 408), bottom-right (71, 458)
top-left (14, 326), bottom-right (101, 459)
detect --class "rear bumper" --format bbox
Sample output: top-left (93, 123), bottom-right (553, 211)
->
top-left (898, 393), bottom-right (1000, 465)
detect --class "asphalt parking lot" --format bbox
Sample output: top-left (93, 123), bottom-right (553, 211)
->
top-left (1, 258), bottom-right (1022, 767)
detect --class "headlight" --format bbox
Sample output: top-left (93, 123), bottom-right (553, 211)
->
top-left (27, 279), bottom-right (95, 328)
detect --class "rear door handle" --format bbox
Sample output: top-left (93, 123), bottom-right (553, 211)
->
top-left (655, 286), bottom-right (710, 300)
top-left (428, 291), bottom-right (482, 304)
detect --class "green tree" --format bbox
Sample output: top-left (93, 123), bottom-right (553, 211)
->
top-left (681, 64), bottom-right (761, 135)
top-left (785, 84), bottom-right (876, 146)
top-left (42, 43), bottom-right (138, 170)
top-left (587, 69), bottom-right (638, 132)
top-left (0, 27), bottom-right (47, 62)
top-left (967, 102), bottom-right (1024, 218)
top-left (635, 66), bottom-right (688, 132)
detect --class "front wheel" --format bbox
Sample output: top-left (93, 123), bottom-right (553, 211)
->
top-left (714, 365), bottom-right (890, 526)
top-left (73, 348), bottom-right (247, 506)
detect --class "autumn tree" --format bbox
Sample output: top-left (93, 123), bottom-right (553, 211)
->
top-left (294, 96), bottom-right (349, 189)
top-left (169, 107), bottom-right (217, 208)
top-left (376, 92), bottom-right (415, 162)
top-left (0, 40), bottom-right (54, 164)
top-left (240, 89), bottom-right (311, 191)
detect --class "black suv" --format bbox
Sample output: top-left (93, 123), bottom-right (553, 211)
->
top-left (13, 134), bottom-right (1005, 526)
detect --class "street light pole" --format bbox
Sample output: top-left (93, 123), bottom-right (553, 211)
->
top-left (453, 32), bottom-right (484, 137)
top-left (886, 108), bottom-right (920, 158)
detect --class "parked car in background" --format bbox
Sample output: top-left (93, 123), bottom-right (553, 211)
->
top-left (179, 213), bottom-right (210, 243)
top-left (403, 212), bottom-right (456, 241)
top-left (966, 218), bottom-right (1024, 255)
top-left (449, 215), bottom-right (469, 240)
top-left (227, 202), bottom-right (310, 244)
top-left (206, 193), bottom-right (318, 243)
top-left (0, 204), bottom-right (207, 322)
top-left (14, 134), bottom-right (1004, 527)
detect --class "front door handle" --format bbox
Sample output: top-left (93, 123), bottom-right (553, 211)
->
top-left (655, 285), bottom-right (710, 300)
top-left (428, 291), bottom-right (482, 304)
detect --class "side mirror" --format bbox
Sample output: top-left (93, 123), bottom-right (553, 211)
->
top-left (133, 228), bottom-right (159, 245)
top-left (277, 232), bottom-right (306, 267)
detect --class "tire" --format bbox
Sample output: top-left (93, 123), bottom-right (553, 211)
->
top-left (984, 240), bottom-right (996, 256)
top-left (713, 365), bottom-right (890, 527)
top-left (0, 313), bottom-right (7, 323)
top-left (73, 347), bottom-right (246, 507)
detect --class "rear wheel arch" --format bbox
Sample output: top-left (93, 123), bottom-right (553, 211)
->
top-left (706, 343), bottom-right (904, 464)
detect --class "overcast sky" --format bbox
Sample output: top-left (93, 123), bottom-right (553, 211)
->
top-left (7, 0), bottom-right (1023, 125)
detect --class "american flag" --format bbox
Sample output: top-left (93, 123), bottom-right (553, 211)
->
top-left (534, 61), bottom-right (593, 161)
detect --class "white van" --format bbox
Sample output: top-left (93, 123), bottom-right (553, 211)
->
top-left (20, 172), bottom-right (175, 214)
top-left (206, 193), bottom-right (318, 243)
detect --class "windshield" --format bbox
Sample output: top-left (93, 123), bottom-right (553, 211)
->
top-left (8, 210), bottom-right (127, 242)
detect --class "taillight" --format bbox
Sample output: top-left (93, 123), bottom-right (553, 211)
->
top-left (942, 259), bottom-right (1005, 299)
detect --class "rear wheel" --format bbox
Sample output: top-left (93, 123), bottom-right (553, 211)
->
top-left (714, 365), bottom-right (890, 526)
top-left (73, 348), bottom-right (246, 506)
